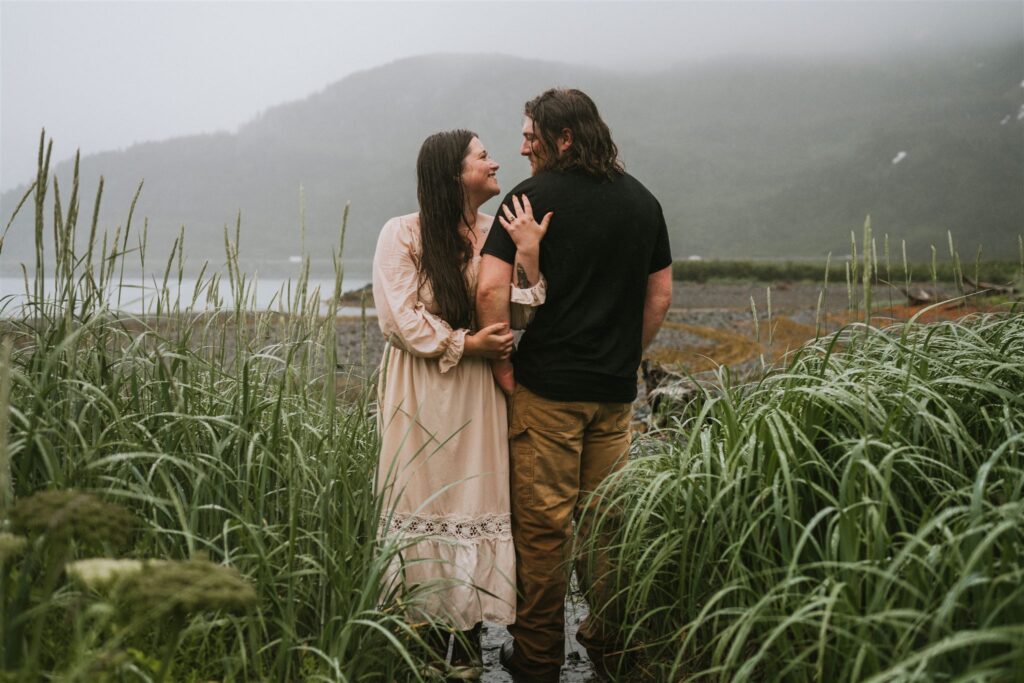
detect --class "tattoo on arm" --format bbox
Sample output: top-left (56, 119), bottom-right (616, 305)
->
top-left (516, 264), bottom-right (530, 289)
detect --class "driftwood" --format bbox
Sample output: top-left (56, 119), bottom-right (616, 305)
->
top-left (880, 280), bottom-right (937, 305)
top-left (640, 359), bottom-right (701, 421)
top-left (326, 283), bottom-right (375, 307)
top-left (903, 286), bottom-right (936, 305)
top-left (962, 276), bottom-right (1017, 296)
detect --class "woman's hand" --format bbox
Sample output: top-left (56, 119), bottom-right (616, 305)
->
top-left (499, 194), bottom-right (552, 252)
top-left (465, 322), bottom-right (514, 360)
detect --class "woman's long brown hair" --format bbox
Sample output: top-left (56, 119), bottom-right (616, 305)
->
top-left (416, 130), bottom-right (476, 330)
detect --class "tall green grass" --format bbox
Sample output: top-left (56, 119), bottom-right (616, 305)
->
top-left (580, 310), bottom-right (1024, 681)
top-left (4, 131), bottom-right (1022, 681)
top-left (0, 134), bottom-right (437, 681)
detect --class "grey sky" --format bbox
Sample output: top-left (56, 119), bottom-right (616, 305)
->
top-left (2, 0), bottom-right (1021, 191)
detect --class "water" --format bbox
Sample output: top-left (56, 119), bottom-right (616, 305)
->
top-left (0, 274), bottom-right (373, 317)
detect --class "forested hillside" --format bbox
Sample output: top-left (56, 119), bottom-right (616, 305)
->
top-left (2, 44), bottom-right (1021, 271)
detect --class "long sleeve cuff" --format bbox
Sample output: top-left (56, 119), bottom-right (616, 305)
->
top-left (438, 328), bottom-right (467, 373)
top-left (510, 275), bottom-right (547, 307)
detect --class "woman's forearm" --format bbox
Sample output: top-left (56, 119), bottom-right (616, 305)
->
top-left (513, 245), bottom-right (541, 289)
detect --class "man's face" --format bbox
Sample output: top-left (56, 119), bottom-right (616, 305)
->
top-left (520, 116), bottom-right (544, 176)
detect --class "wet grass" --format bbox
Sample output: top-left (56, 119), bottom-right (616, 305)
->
top-left (580, 309), bottom-right (1024, 681)
top-left (0, 134), bottom-right (442, 681)
top-left (2, 134), bottom-right (1022, 681)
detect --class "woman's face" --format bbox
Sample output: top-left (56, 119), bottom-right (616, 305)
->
top-left (460, 136), bottom-right (500, 206)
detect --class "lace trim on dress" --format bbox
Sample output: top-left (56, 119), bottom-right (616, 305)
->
top-left (380, 512), bottom-right (512, 541)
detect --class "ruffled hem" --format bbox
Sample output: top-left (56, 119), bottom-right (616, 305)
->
top-left (380, 534), bottom-right (516, 629)
top-left (438, 328), bottom-right (467, 373)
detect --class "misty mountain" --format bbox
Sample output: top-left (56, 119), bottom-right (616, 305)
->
top-left (2, 45), bottom-right (1022, 274)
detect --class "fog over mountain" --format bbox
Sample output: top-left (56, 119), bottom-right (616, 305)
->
top-left (2, 43), bottom-right (1022, 273)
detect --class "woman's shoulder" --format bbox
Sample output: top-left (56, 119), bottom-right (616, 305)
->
top-left (477, 212), bottom-right (493, 236)
top-left (383, 212), bottom-right (420, 231)
top-left (380, 212), bottom-right (421, 243)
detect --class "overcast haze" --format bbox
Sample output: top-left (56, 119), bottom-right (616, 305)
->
top-left (2, 1), bottom-right (1022, 191)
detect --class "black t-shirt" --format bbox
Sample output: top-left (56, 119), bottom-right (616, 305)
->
top-left (481, 170), bottom-right (672, 402)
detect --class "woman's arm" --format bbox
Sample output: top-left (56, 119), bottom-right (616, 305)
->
top-left (500, 194), bottom-right (550, 288)
top-left (372, 217), bottom-right (511, 370)
top-left (500, 195), bottom-right (550, 329)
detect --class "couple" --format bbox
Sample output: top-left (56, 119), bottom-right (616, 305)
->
top-left (372, 88), bottom-right (673, 681)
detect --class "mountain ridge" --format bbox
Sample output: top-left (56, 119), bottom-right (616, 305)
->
top-left (2, 46), bottom-right (1021, 272)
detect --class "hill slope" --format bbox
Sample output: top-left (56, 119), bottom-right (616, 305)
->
top-left (2, 46), bottom-right (1022, 273)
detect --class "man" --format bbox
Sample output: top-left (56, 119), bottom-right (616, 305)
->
top-left (477, 88), bottom-right (673, 681)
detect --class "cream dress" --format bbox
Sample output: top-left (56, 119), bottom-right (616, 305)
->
top-left (372, 212), bottom-right (544, 629)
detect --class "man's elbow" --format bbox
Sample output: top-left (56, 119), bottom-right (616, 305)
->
top-left (476, 281), bottom-right (511, 329)
top-left (644, 295), bottom-right (670, 325)
top-left (476, 280), bottom-right (508, 308)
top-left (646, 267), bottom-right (673, 318)
top-left (655, 289), bottom-right (672, 317)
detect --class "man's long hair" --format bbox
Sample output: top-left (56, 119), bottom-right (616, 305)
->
top-left (525, 88), bottom-right (624, 180)
top-left (416, 129), bottom-right (476, 330)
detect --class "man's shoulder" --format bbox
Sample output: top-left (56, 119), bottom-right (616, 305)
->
top-left (504, 174), bottom-right (548, 197)
top-left (616, 172), bottom-right (662, 206)
top-left (503, 170), bottom-right (659, 204)
top-left (618, 171), bottom-right (653, 191)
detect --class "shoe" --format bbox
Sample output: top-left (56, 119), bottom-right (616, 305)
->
top-left (443, 623), bottom-right (482, 681)
top-left (450, 623), bottom-right (483, 668)
top-left (499, 640), bottom-right (559, 683)
top-left (584, 645), bottom-right (638, 682)
top-left (498, 641), bottom-right (529, 682)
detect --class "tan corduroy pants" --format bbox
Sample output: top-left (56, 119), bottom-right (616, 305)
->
top-left (505, 383), bottom-right (632, 681)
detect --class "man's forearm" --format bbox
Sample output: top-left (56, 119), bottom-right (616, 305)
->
top-left (641, 266), bottom-right (673, 349)
top-left (477, 255), bottom-right (516, 393)
top-left (477, 277), bottom-right (511, 329)
top-left (641, 302), bottom-right (670, 349)
top-left (477, 255), bottom-right (514, 329)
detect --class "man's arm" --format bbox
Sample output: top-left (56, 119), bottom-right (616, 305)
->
top-left (642, 265), bottom-right (673, 349)
top-left (476, 254), bottom-right (516, 393)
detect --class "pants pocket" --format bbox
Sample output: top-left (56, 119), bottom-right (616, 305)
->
top-left (509, 429), bottom-right (535, 507)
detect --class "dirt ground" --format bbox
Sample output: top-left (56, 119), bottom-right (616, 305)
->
top-left (342, 280), bottom-right (985, 381)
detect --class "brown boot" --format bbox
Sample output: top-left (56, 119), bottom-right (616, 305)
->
top-left (499, 639), bottom-right (560, 683)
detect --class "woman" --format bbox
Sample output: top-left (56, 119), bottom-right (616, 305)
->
top-left (372, 129), bottom-right (548, 675)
